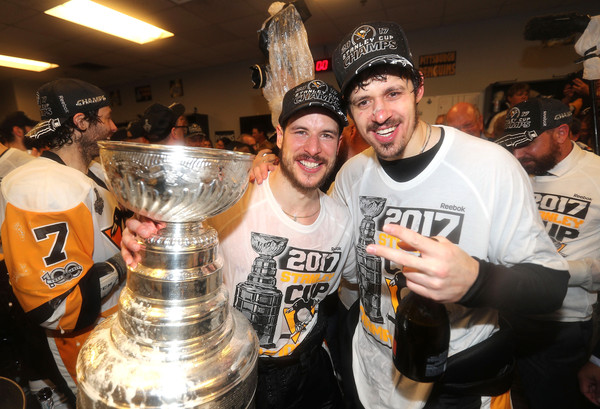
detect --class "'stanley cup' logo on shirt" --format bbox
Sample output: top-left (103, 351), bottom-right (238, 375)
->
top-left (356, 198), bottom-right (466, 345)
top-left (341, 24), bottom-right (398, 68)
top-left (535, 191), bottom-right (590, 251)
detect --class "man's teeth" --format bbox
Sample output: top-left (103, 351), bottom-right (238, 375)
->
top-left (300, 160), bottom-right (319, 169)
top-left (376, 126), bottom-right (396, 136)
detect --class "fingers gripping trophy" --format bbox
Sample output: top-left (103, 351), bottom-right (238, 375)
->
top-left (76, 141), bottom-right (259, 409)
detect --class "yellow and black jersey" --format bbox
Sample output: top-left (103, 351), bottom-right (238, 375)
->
top-left (0, 152), bottom-right (126, 391)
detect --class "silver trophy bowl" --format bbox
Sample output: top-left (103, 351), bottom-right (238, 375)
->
top-left (77, 142), bottom-right (259, 409)
top-left (98, 141), bottom-right (253, 222)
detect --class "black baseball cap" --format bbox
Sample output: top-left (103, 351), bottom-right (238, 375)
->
top-left (141, 103), bottom-right (177, 143)
top-left (168, 102), bottom-right (185, 118)
top-left (333, 21), bottom-right (415, 94)
top-left (27, 78), bottom-right (109, 139)
top-left (496, 98), bottom-right (572, 149)
top-left (279, 80), bottom-right (348, 129)
top-left (126, 119), bottom-right (146, 140)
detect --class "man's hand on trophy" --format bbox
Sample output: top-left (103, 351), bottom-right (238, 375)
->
top-left (121, 217), bottom-right (164, 268)
top-left (249, 149), bottom-right (277, 184)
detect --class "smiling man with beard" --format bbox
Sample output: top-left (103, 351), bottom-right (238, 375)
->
top-left (328, 21), bottom-right (570, 409)
top-left (0, 78), bottom-right (128, 407)
top-left (497, 98), bottom-right (600, 409)
top-left (122, 79), bottom-right (356, 409)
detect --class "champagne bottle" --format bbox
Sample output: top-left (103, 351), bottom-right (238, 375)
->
top-left (393, 290), bottom-right (450, 382)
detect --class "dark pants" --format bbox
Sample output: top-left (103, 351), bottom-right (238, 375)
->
top-left (0, 260), bottom-right (76, 407)
top-left (423, 386), bottom-right (481, 409)
top-left (256, 312), bottom-right (343, 409)
top-left (338, 300), bottom-right (364, 409)
top-left (506, 315), bottom-right (593, 409)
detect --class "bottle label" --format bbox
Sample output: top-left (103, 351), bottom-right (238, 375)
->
top-left (425, 349), bottom-right (448, 377)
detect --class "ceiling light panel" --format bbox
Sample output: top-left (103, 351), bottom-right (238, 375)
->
top-left (45, 0), bottom-right (174, 45)
top-left (0, 55), bottom-right (59, 72)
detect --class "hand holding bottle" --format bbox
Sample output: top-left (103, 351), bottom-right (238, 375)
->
top-left (365, 223), bottom-right (479, 303)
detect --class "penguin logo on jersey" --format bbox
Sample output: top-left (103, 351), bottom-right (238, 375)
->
top-left (284, 297), bottom-right (317, 343)
top-left (101, 208), bottom-right (129, 249)
top-left (385, 272), bottom-right (407, 321)
top-left (550, 236), bottom-right (567, 255)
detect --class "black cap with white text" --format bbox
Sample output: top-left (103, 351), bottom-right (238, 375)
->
top-left (279, 80), bottom-right (348, 129)
top-left (496, 98), bottom-right (572, 149)
top-left (27, 78), bottom-right (109, 139)
top-left (332, 21), bottom-right (414, 94)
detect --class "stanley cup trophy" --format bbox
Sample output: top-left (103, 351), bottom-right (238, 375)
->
top-left (76, 141), bottom-right (259, 409)
top-left (233, 233), bottom-right (287, 348)
top-left (356, 196), bottom-right (387, 324)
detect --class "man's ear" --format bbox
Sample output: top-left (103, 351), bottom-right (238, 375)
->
top-left (555, 124), bottom-right (570, 143)
top-left (415, 72), bottom-right (425, 104)
top-left (170, 127), bottom-right (185, 142)
top-left (73, 112), bottom-right (88, 131)
top-left (276, 124), bottom-right (284, 149)
top-left (12, 126), bottom-right (25, 138)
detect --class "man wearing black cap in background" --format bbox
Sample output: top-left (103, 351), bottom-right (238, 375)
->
top-left (497, 98), bottom-right (600, 409)
top-left (141, 102), bottom-right (186, 145)
top-left (124, 119), bottom-right (148, 144)
top-left (0, 78), bottom-right (128, 406)
top-left (0, 111), bottom-right (38, 152)
top-left (326, 22), bottom-right (569, 409)
top-left (122, 79), bottom-right (356, 409)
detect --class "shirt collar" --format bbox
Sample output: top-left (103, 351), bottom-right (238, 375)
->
top-left (539, 141), bottom-right (584, 178)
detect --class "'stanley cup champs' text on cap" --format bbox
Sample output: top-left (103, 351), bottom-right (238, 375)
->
top-left (27, 78), bottom-right (110, 140)
top-left (332, 21), bottom-right (414, 94)
top-left (496, 98), bottom-right (573, 149)
top-left (279, 80), bottom-right (348, 129)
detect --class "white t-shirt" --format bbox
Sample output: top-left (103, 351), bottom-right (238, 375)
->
top-left (332, 126), bottom-right (568, 409)
top-left (529, 142), bottom-right (600, 322)
top-left (0, 147), bottom-right (33, 182)
top-left (210, 174), bottom-right (356, 357)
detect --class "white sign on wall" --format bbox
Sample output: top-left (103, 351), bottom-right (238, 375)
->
top-left (418, 92), bottom-right (483, 124)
